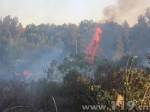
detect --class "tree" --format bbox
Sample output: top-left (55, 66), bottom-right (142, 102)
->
top-left (25, 24), bottom-right (38, 34)
top-left (122, 20), bottom-right (130, 54)
top-left (66, 24), bottom-right (78, 53)
top-left (58, 53), bottom-right (99, 78)
top-left (100, 21), bottom-right (121, 59)
top-left (10, 16), bottom-right (19, 38)
top-left (2, 15), bottom-right (11, 37)
top-left (113, 33), bottom-right (124, 60)
top-left (17, 23), bottom-right (24, 37)
top-left (45, 60), bottom-right (57, 81)
top-left (145, 7), bottom-right (150, 25)
top-left (78, 20), bottom-right (95, 52)
top-left (138, 15), bottom-right (147, 27)
top-left (0, 18), bottom-right (2, 35)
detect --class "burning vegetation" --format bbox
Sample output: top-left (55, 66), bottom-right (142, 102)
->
top-left (85, 27), bottom-right (102, 63)
top-left (0, 6), bottom-right (150, 112)
top-left (22, 70), bottom-right (32, 76)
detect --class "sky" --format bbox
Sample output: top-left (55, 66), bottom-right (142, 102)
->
top-left (0, 0), bottom-right (150, 27)
top-left (0, 0), bottom-right (117, 26)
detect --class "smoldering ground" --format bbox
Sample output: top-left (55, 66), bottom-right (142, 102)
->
top-left (0, 45), bottom-right (65, 81)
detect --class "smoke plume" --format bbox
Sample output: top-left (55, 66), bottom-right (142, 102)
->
top-left (103, 0), bottom-right (150, 26)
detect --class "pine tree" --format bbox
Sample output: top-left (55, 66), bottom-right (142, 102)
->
top-left (122, 20), bottom-right (130, 55)
top-left (113, 33), bottom-right (124, 60)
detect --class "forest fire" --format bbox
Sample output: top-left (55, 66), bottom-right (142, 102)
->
top-left (22, 70), bottom-right (32, 76)
top-left (85, 27), bottom-right (102, 63)
top-left (13, 70), bottom-right (32, 76)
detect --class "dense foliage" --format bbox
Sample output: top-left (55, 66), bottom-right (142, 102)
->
top-left (0, 53), bottom-right (150, 111)
top-left (0, 8), bottom-right (150, 67)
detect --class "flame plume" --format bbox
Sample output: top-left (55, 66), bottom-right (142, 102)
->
top-left (85, 27), bottom-right (102, 63)
top-left (22, 70), bottom-right (32, 76)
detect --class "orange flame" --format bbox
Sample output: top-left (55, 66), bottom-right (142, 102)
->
top-left (22, 70), bottom-right (32, 76)
top-left (85, 27), bottom-right (102, 63)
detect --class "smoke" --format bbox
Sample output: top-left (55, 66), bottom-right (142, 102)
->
top-left (103, 0), bottom-right (150, 26)
top-left (25, 46), bottom-right (64, 81)
top-left (0, 45), bottom-right (65, 81)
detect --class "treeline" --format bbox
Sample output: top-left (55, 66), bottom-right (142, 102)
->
top-left (0, 9), bottom-right (150, 66)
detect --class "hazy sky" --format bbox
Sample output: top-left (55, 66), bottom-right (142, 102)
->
top-left (0, 0), bottom-right (117, 26)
